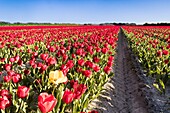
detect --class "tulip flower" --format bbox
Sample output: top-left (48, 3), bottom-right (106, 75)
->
top-left (73, 84), bottom-right (87, 99)
top-left (38, 92), bottom-right (57, 113)
top-left (82, 70), bottom-right (92, 78)
top-left (78, 59), bottom-right (85, 66)
top-left (104, 66), bottom-right (112, 74)
top-left (4, 76), bottom-right (11, 82)
top-left (157, 50), bottom-right (162, 57)
top-left (4, 64), bottom-right (12, 71)
top-left (40, 53), bottom-right (49, 61)
top-left (101, 48), bottom-right (108, 54)
top-left (49, 70), bottom-right (67, 84)
top-left (47, 57), bottom-right (57, 65)
top-left (62, 89), bottom-right (74, 104)
top-left (93, 65), bottom-right (100, 72)
top-left (0, 96), bottom-right (11, 110)
top-left (62, 54), bottom-right (68, 62)
top-left (93, 57), bottom-right (100, 63)
top-left (9, 57), bottom-right (15, 63)
top-left (162, 49), bottom-right (169, 55)
top-left (66, 60), bottom-right (74, 69)
top-left (12, 73), bottom-right (21, 83)
top-left (17, 86), bottom-right (30, 98)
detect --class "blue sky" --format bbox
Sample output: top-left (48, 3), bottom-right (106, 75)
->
top-left (0, 0), bottom-right (169, 24)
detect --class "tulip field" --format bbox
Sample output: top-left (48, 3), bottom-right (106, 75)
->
top-left (0, 25), bottom-right (170, 113)
top-left (0, 25), bottom-right (119, 113)
top-left (123, 26), bottom-right (170, 94)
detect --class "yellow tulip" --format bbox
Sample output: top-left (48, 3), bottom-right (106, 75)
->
top-left (49, 70), bottom-right (67, 84)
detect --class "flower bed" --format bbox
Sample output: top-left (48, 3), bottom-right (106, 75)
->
top-left (122, 26), bottom-right (170, 94)
top-left (0, 26), bottom-right (119, 113)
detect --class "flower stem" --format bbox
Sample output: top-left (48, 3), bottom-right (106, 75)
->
top-left (19, 99), bottom-right (24, 112)
top-left (1, 109), bottom-right (5, 113)
top-left (61, 103), bottom-right (66, 113)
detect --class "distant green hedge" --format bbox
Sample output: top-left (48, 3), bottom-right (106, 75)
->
top-left (0, 22), bottom-right (80, 26)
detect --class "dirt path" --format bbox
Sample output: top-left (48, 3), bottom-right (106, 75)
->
top-left (88, 28), bottom-right (149, 113)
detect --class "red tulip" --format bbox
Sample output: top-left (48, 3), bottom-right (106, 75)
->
top-left (70, 80), bottom-right (79, 89)
top-left (73, 84), bottom-right (87, 99)
top-left (48, 46), bottom-right (56, 52)
top-left (107, 61), bottom-right (113, 67)
top-left (12, 73), bottom-right (21, 83)
top-left (0, 89), bottom-right (11, 109)
top-left (4, 76), bottom-right (11, 82)
top-left (72, 54), bottom-right (76, 58)
top-left (62, 89), bottom-right (74, 104)
top-left (82, 70), bottom-right (92, 78)
top-left (4, 64), bottom-right (12, 71)
top-left (0, 58), bottom-right (5, 62)
top-left (24, 70), bottom-right (30, 75)
top-left (93, 65), bottom-right (100, 72)
top-left (0, 89), bottom-right (11, 100)
top-left (38, 92), bottom-right (57, 113)
top-left (101, 48), bottom-right (108, 54)
top-left (96, 47), bottom-right (101, 52)
top-left (76, 67), bottom-right (82, 73)
top-left (7, 71), bottom-right (15, 77)
top-left (85, 61), bottom-right (95, 69)
top-left (157, 50), bottom-right (162, 57)
top-left (32, 52), bottom-right (38, 57)
top-left (14, 55), bottom-right (20, 62)
top-left (108, 56), bottom-right (114, 61)
top-left (40, 53), bottom-right (49, 61)
top-left (0, 96), bottom-right (11, 110)
top-left (17, 86), bottom-right (30, 98)
top-left (29, 59), bottom-right (35, 66)
top-left (76, 48), bottom-right (83, 56)
top-left (17, 59), bottom-right (23, 65)
top-left (62, 54), bottom-right (68, 62)
top-left (0, 90), bottom-right (9, 97)
top-left (27, 49), bottom-right (32, 53)
top-left (34, 46), bottom-right (39, 50)
top-left (167, 45), bottom-right (170, 49)
top-left (66, 60), bottom-right (74, 69)
top-left (164, 59), bottom-right (169, 64)
top-left (47, 57), bottom-right (57, 65)
top-left (40, 64), bottom-right (48, 72)
top-left (78, 59), bottom-right (85, 66)
top-left (93, 57), bottom-right (100, 63)
top-left (60, 49), bottom-right (66, 55)
top-left (104, 66), bottom-right (112, 74)
top-left (9, 57), bottom-right (15, 63)
top-left (162, 50), bottom-right (169, 55)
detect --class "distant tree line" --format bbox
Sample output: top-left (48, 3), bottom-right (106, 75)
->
top-left (0, 21), bottom-right (79, 26)
top-left (97, 22), bottom-right (170, 26)
top-left (98, 23), bottom-right (136, 26)
top-left (143, 23), bottom-right (170, 26)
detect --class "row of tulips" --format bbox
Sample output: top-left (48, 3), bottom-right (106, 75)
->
top-left (122, 26), bottom-right (170, 93)
top-left (0, 26), bottom-right (119, 113)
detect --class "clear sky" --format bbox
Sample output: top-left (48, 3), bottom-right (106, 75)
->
top-left (0, 0), bottom-right (169, 24)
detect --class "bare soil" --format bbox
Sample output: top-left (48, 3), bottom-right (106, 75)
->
top-left (88, 29), bottom-right (170, 113)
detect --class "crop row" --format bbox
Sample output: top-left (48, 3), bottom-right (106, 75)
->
top-left (0, 26), bottom-right (119, 113)
top-left (123, 26), bottom-right (170, 93)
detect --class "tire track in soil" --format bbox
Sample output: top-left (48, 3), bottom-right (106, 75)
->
top-left (88, 28), bottom-right (149, 113)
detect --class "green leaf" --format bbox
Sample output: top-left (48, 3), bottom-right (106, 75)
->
top-left (159, 79), bottom-right (165, 90)
top-left (153, 83), bottom-right (162, 93)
